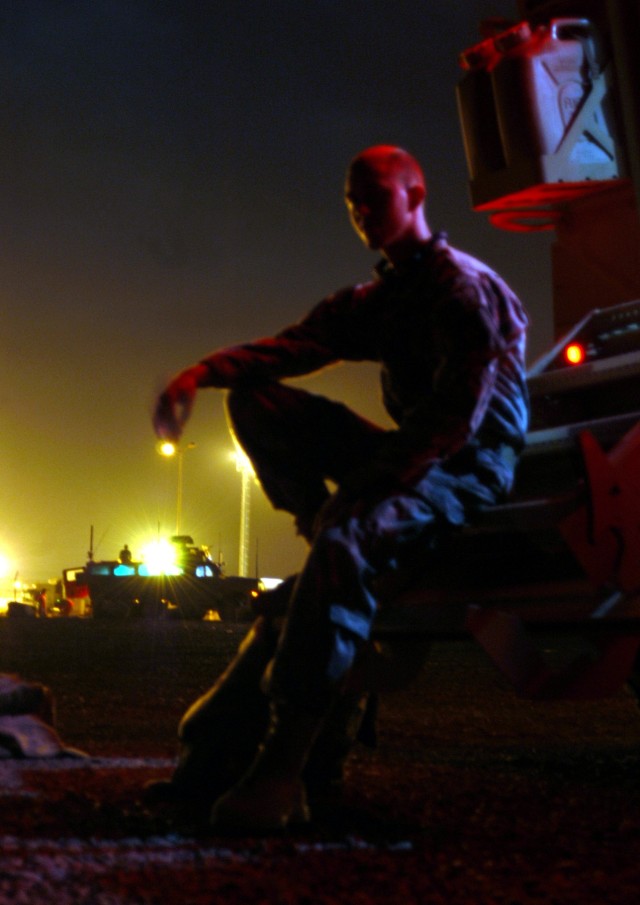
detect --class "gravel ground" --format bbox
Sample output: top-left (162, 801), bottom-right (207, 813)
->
top-left (1, 618), bottom-right (640, 904)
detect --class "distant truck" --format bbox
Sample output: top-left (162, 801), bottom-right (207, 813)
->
top-left (61, 535), bottom-right (262, 621)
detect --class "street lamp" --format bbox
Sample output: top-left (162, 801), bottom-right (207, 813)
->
top-left (159, 440), bottom-right (196, 535)
top-left (231, 444), bottom-right (255, 577)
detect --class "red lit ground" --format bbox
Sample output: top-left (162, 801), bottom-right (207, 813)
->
top-left (1, 619), bottom-right (640, 904)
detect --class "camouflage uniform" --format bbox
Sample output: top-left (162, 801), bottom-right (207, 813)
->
top-left (200, 233), bottom-right (529, 709)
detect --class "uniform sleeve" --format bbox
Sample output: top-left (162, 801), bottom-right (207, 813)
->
top-left (198, 286), bottom-right (372, 388)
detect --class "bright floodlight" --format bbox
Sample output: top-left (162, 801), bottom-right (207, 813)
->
top-left (159, 440), bottom-right (177, 457)
top-left (140, 539), bottom-right (181, 576)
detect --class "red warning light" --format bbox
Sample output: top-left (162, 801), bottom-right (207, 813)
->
top-left (563, 342), bottom-right (586, 366)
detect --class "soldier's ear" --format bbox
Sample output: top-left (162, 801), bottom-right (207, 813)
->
top-left (407, 183), bottom-right (426, 211)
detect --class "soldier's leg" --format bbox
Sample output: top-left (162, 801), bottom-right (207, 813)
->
top-left (226, 384), bottom-right (383, 539)
top-left (143, 616), bottom-right (278, 815)
top-left (210, 490), bottom-right (442, 832)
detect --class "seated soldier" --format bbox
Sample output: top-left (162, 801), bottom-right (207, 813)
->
top-left (152, 145), bottom-right (529, 832)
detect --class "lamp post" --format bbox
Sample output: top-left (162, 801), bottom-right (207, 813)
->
top-left (159, 441), bottom-right (196, 535)
top-left (231, 445), bottom-right (255, 577)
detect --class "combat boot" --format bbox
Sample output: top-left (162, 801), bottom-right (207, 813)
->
top-left (209, 700), bottom-right (324, 833)
top-left (303, 689), bottom-right (369, 806)
top-left (143, 616), bottom-right (278, 815)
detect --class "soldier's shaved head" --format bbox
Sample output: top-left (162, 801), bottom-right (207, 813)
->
top-left (347, 145), bottom-right (426, 194)
top-left (344, 145), bottom-right (430, 262)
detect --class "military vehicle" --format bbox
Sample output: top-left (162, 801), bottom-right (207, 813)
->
top-left (61, 535), bottom-right (261, 621)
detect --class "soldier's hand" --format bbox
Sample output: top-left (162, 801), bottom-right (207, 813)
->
top-left (153, 364), bottom-right (208, 442)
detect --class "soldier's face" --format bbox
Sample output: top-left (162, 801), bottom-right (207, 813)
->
top-left (345, 166), bottom-right (412, 252)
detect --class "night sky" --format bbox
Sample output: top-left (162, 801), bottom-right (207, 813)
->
top-left (3, 0), bottom-right (555, 586)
